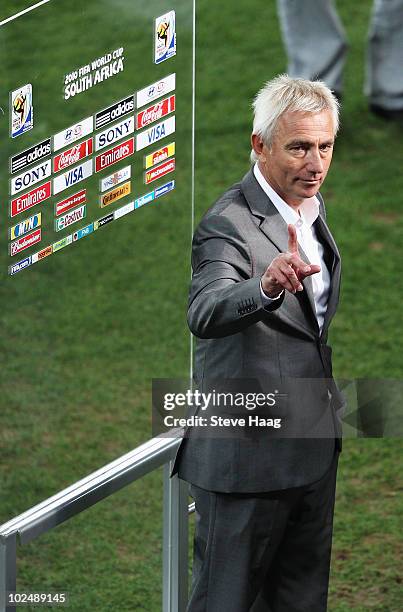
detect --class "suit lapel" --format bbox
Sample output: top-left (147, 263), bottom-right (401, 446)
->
top-left (241, 169), bottom-right (341, 339)
top-left (314, 214), bottom-right (341, 336)
top-left (241, 170), bottom-right (319, 335)
top-left (259, 214), bottom-right (319, 331)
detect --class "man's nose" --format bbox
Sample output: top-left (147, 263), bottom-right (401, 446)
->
top-left (306, 148), bottom-right (324, 174)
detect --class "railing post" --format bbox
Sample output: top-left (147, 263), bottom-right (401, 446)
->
top-left (0, 534), bottom-right (17, 612)
top-left (162, 461), bottom-right (188, 612)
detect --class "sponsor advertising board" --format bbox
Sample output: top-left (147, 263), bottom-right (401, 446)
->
top-left (73, 223), bottom-right (94, 242)
top-left (114, 201), bottom-right (135, 219)
top-left (94, 212), bottom-right (114, 230)
top-left (55, 189), bottom-right (87, 216)
top-left (95, 116), bottom-right (135, 151)
top-left (99, 165), bottom-right (131, 192)
top-left (11, 159), bottom-right (52, 196)
top-left (5, 10), bottom-right (184, 278)
top-left (95, 95), bottom-right (135, 130)
top-left (100, 181), bottom-right (131, 208)
top-left (53, 138), bottom-right (93, 173)
top-left (10, 228), bottom-right (41, 256)
top-left (135, 191), bottom-right (154, 208)
top-left (53, 235), bottom-right (73, 252)
top-left (55, 204), bottom-right (86, 232)
top-left (136, 116), bottom-right (175, 152)
top-left (10, 212), bottom-right (42, 241)
top-left (10, 181), bottom-right (51, 218)
top-left (53, 159), bottom-right (93, 195)
top-left (10, 138), bottom-right (51, 174)
top-left (155, 180), bottom-right (175, 198)
top-left (9, 256), bottom-right (32, 276)
top-left (136, 95), bottom-right (175, 130)
top-left (36, 245), bottom-right (53, 261)
top-left (145, 158), bottom-right (175, 184)
top-left (144, 142), bottom-right (175, 169)
top-left (95, 138), bottom-right (134, 172)
top-left (136, 73), bottom-right (175, 108)
top-left (53, 116), bottom-right (94, 152)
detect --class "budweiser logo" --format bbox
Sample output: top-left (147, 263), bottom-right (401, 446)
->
top-left (10, 228), bottom-right (41, 256)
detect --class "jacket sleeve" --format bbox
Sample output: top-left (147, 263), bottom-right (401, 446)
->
top-left (187, 212), bottom-right (284, 339)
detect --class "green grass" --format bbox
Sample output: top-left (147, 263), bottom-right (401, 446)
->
top-left (1, 0), bottom-right (402, 610)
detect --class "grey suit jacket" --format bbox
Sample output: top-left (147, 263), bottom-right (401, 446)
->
top-left (173, 169), bottom-right (343, 492)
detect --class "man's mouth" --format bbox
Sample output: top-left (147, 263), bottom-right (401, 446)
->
top-left (299, 178), bottom-right (321, 184)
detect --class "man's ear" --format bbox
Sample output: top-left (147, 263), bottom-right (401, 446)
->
top-left (251, 134), bottom-right (267, 161)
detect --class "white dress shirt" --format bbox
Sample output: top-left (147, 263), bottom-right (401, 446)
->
top-left (254, 163), bottom-right (331, 332)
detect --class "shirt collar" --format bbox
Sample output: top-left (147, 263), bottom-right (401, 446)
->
top-left (253, 163), bottom-right (320, 228)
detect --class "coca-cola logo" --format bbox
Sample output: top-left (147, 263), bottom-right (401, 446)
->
top-left (139, 102), bottom-right (164, 128)
top-left (137, 95), bottom-right (175, 130)
top-left (57, 145), bottom-right (81, 170)
top-left (53, 138), bottom-right (92, 173)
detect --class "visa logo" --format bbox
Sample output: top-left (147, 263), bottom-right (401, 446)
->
top-left (136, 116), bottom-right (175, 152)
top-left (65, 166), bottom-right (83, 187)
top-left (53, 159), bottom-right (93, 196)
top-left (148, 124), bottom-right (166, 143)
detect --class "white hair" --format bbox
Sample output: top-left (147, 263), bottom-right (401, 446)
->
top-left (250, 74), bottom-right (340, 162)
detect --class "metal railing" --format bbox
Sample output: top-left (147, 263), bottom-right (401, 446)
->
top-left (0, 433), bottom-right (191, 612)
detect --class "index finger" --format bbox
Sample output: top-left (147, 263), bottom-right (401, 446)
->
top-left (287, 224), bottom-right (299, 254)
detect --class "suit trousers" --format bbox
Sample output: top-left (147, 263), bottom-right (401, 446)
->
top-left (277, 0), bottom-right (403, 110)
top-left (186, 449), bottom-right (339, 612)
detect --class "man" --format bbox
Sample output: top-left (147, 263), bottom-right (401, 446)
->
top-left (173, 75), bottom-right (344, 611)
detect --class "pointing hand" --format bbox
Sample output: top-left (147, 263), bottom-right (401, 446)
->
top-left (261, 224), bottom-right (321, 298)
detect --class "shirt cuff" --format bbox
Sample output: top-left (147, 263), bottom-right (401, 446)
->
top-left (260, 280), bottom-right (284, 306)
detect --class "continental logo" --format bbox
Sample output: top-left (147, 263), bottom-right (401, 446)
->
top-left (55, 189), bottom-right (86, 217)
top-left (100, 181), bottom-right (131, 208)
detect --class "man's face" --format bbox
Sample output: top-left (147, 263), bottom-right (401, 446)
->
top-left (252, 110), bottom-right (335, 208)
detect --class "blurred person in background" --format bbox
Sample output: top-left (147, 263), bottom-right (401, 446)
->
top-left (277, 0), bottom-right (403, 120)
